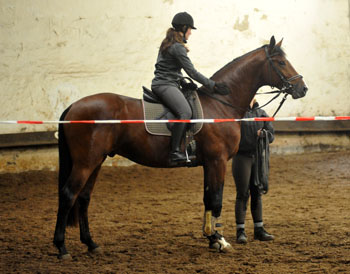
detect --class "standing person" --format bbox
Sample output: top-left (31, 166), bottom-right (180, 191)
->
top-left (232, 98), bottom-right (275, 244)
top-left (151, 12), bottom-right (230, 163)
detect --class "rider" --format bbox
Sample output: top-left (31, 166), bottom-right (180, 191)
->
top-left (232, 98), bottom-right (275, 244)
top-left (151, 12), bottom-right (230, 163)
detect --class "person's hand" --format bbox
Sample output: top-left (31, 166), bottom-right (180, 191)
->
top-left (182, 82), bottom-right (197, 91)
top-left (180, 78), bottom-right (197, 91)
top-left (257, 129), bottom-right (262, 137)
top-left (214, 82), bottom-right (230, 95)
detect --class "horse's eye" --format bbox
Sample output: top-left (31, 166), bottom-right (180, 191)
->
top-left (278, 61), bottom-right (286, 66)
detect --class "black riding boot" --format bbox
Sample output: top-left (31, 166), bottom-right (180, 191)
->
top-left (170, 123), bottom-right (187, 162)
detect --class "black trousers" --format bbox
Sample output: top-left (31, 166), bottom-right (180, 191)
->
top-left (232, 153), bottom-right (262, 225)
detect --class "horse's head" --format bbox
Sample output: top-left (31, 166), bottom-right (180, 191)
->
top-left (263, 36), bottom-right (308, 99)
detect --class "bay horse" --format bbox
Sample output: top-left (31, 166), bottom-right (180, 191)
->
top-left (53, 36), bottom-right (307, 258)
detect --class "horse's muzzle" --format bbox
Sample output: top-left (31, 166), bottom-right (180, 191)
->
top-left (291, 82), bottom-right (308, 99)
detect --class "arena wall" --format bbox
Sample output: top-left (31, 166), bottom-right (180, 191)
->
top-left (0, 0), bottom-right (349, 172)
top-left (1, 0), bottom-right (349, 135)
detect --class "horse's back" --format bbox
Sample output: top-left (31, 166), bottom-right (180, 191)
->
top-left (65, 92), bottom-right (142, 121)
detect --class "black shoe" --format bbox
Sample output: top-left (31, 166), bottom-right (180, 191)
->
top-left (170, 151), bottom-right (187, 162)
top-left (254, 227), bottom-right (275, 241)
top-left (236, 228), bottom-right (247, 244)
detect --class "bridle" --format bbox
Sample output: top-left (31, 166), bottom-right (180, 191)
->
top-left (198, 45), bottom-right (304, 116)
top-left (264, 45), bottom-right (303, 94)
top-left (252, 46), bottom-right (304, 116)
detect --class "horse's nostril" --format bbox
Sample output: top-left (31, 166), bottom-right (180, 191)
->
top-left (303, 86), bottom-right (308, 93)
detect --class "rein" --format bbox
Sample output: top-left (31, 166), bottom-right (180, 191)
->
top-left (198, 87), bottom-right (288, 117)
top-left (197, 88), bottom-right (248, 112)
top-left (255, 91), bottom-right (288, 117)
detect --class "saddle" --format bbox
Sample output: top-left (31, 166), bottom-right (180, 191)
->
top-left (142, 85), bottom-right (204, 137)
top-left (142, 80), bottom-right (204, 166)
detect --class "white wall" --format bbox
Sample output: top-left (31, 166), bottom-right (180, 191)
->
top-left (1, 0), bottom-right (349, 134)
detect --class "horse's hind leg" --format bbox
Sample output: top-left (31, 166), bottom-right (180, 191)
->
top-left (78, 164), bottom-right (102, 253)
top-left (53, 166), bottom-right (93, 259)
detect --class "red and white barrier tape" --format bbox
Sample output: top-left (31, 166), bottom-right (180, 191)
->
top-left (0, 116), bottom-right (349, 124)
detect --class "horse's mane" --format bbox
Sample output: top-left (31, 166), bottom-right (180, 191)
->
top-left (211, 44), bottom-right (286, 79)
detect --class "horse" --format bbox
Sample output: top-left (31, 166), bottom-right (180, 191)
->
top-left (53, 36), bottom-right (307, 259)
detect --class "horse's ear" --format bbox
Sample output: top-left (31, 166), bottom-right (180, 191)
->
top-left (268, 36), bottom-right (276, 53)
top-left (276, 38), bottom-right (284, 48)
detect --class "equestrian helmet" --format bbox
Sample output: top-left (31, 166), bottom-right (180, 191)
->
top-left (172, 12), bottom-right (197, 30)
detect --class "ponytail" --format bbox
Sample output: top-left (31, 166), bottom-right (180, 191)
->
top-left (159, 28), bottom-right (189, 54)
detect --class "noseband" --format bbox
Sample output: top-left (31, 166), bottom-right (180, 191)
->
top-left (264, 46), bottom-right (303, 93)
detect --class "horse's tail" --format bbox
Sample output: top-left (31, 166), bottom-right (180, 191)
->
top-left (58, 106), bottom-right (78, 227)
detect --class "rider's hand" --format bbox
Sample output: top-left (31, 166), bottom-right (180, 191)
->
top-left (180, 78), bottom-right (198, 91)
top-left (214, 82), bottom-right (230, 95)
top-left (182, 82), bottom-right (198, 91)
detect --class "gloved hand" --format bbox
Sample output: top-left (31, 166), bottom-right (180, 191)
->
top-left (182, 81), bottom-right (198, 91)
top-left (180, 78), bottom-right (198, 91)
top-left (214, 82), bottom-right (230, 95)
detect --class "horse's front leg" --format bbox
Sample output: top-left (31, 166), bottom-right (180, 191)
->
top-left (202, 158), bottom-right (232, 252)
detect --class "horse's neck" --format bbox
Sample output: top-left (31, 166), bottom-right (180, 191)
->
top-left (213, 49), bottom-right (266, 117)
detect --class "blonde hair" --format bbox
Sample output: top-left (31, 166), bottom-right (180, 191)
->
top-left (159, 28), bottom-right (189, 54)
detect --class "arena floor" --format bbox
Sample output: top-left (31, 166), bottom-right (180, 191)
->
top-left (1, 151), bottom-right (349, 273)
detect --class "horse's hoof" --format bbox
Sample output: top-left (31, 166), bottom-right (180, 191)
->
top-left (220, 242), bottom-right (233, 253)
top-left (209, 236), bottom-right (233, 253)
top-left (89, 246), bottom-right (102, 254)
top-left (209, 242), bottom-right (221, 252)
top-left (58, 253), bottom-right (72, 260)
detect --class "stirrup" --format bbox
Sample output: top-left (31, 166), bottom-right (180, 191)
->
top-left (184, 148), bottom-right (193, 163)
top-left (170, 151), bottom-right (187, 162)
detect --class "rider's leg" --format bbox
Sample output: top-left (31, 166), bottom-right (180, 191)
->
top-left (170, 122), bottom-right (188, 161)
top-left (152, 85), bottom-right (192, 161)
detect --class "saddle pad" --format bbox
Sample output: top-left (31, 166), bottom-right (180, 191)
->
top-left (142, 92), bottom-right (204, 136)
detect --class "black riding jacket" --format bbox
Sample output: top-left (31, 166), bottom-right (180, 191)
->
top-left (151, 42), bottom-right (215, 90)
top-left (238, 102), bottom-right (275, 154)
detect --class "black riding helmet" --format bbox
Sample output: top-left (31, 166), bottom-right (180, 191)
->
top-left (172, 12), bottom-right (196, 31)
top-left (172, 12), bottom-right (196, 43)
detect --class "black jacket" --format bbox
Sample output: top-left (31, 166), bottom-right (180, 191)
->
top-left (238, 102), bottom-right (274, 154)
top-left (151, 42), bottom-right (215, 90)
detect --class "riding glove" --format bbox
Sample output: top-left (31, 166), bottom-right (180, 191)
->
top-left (214, 82), bottom-right (231, 95)
top-left (180, 78), bottom-right (198, 91)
